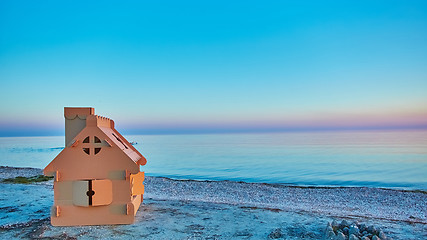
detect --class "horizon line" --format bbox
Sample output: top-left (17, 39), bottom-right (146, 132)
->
top-left (1, 124), bottom-right (426, 137)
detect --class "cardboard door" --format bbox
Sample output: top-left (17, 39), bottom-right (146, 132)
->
top-left (72, 180), bottom-right (89, 207)
top-left (72, 179), bottom-right (112, 207)
top-left (92, 179), bottom-right (113, 206)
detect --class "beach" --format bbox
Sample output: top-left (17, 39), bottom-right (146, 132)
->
top-left (0, 166), bottom-right (425, 239)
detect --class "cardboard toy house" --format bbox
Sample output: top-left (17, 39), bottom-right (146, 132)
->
top-left (44, 107), bottom-right (147, 226)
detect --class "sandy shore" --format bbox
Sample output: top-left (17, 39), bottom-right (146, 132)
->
top-left (0, 166), bottom-right (426, 239)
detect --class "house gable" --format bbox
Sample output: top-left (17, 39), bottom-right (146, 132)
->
top-left (44, 124), bottom-right (141, 181)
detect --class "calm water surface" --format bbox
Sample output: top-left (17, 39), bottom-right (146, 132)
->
top-left (0, 130), bottom-right (426, 190)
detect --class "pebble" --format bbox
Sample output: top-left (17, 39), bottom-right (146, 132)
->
top-left (268, 228), bottom-right (283, 239)
top-left (349, 234), bottom-right (359, 240)
top-left (325, 224), bottom-right (335, 239)
top-left (343, 227), bottom-right (349, 235)
top-left (367, 225), bottom-right (377, 235)
top-left (340, 220), bottom-right (350, 228)
top-left (331, 220), bottom-right (338, 228)
top-left (335, 231), bottom-right (346, 240)
top-left (349, 225), bottom-right (360, 236)
top-left (325, 231), bottom-right (335, 239)
top-left (378, 230), bottom-right (387, 239)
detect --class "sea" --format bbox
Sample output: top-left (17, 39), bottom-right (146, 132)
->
top-left (0, 130), bottom-right (426, 190)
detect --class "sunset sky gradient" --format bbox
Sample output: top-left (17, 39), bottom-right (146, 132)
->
top-left (1, 1), bottom-right (426, 136)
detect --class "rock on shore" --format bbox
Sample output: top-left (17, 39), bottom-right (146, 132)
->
top-left (324, 220), bottom-right (390, 240)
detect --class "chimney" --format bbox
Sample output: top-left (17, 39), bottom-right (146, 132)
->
top-left (64, 107), bottom-right (94, 146)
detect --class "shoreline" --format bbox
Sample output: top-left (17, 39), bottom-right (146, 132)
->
top-left (1, 166), bottom-right (426, 239)
top-left (146, 175), bottom-right (427, 195)
top-left (1, 165), bottom-right (425, 193)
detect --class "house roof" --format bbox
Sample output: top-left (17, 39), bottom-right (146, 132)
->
top-left (44, 108), bottom-right (146, 177)
top-left (85, 114), bottom-right (147, 166)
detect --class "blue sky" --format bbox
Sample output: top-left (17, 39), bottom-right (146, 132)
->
top-left (1, 1), bottom-right (426, 136)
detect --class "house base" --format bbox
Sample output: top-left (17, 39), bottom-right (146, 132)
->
top-left (50, 195), bottom-right (142, 226)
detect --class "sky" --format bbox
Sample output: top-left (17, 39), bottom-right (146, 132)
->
top-left (0, 1), bottom-right (427, 136)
